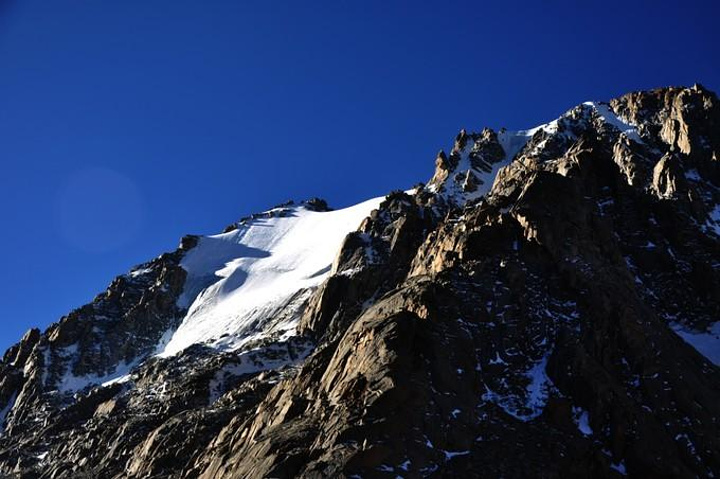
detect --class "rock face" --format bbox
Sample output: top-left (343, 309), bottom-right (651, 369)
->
top-left (0, 85), bottom-right (719, 478)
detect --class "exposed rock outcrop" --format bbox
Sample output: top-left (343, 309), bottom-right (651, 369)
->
top-left (0, 85), bottom-right (719, 478)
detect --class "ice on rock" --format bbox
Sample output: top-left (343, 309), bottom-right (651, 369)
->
top-left (671, 322), bottom-right (720, 366)
top-left (572, 406), bottom-right (593, 436)
top-left (443, 450), bottom-right (471, 460)
top-left (482, 352), bottom-right (554, 421)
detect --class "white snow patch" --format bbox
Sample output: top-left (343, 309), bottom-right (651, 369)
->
top-left (128, 267), bottom-right (153, 278)
top-left (207, 341), bottom-right (312, 404)
top-left (482, 352), bottom-right (553, 421)
top-left (160, 196), bottom-right (384, 357)
top-left (524, 353), bottom-right (553, 414)
top-left (428, 124), bottom-right (545, 204)
top-left (705, 203), bottom-right (720, 236)
top-left (431, 142), bottom-right (503, 202)
top-left (585, 102), bottom-right (644, 144)
top-left (515, 118), bottom-right (560, 141)
top-left (671, 322), bottom-right (720, 366)
top-left (443, 450), bottom-right (470, 460)
top-left (497, 128), bottom-right (538, 161)
top-left (429, 100), bottom-right (642, 205)
top-left (102, 374), bottom-right (132, 387)
top-left (572, 406), bottom-right (593, 436)
top-left (51, 344), bottom-right (137, 393)
top-left (488, 352), bottom-right (507, 365)
top-left (610, 460), bottom-right (628, 475)
top-left (57, 357), bottom-right (137, 393)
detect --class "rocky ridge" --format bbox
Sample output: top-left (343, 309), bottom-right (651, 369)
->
top-left (0, 85), bottom-right (718, 478)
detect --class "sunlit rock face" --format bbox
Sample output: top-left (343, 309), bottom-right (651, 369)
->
top-left (1, 85), bottom-right (719, 479)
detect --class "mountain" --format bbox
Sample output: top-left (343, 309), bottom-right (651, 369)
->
top-left (1, 85), bottom-right (718, 478)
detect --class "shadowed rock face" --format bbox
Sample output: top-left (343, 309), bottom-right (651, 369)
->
top-left (0, 85), bottom-right (719, 478)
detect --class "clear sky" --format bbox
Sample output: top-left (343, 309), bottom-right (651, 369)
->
top-left (1, 0), bottom-right (718, 352)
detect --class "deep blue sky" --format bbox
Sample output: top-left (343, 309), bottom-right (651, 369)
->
top-left (1, 0), bottom-right (718, 351)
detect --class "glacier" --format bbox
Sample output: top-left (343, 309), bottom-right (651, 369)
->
top-left (158, 196), bottom-right (385, 357)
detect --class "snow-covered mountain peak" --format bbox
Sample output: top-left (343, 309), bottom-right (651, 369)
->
top-left (424, 100), bottom-right (647, 208)
top-left (158, 196), bottom-right (385, 357)
top-left (1, 85), bottom-right (720, 478)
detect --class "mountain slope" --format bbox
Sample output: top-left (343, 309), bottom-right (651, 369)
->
top-left (0, 85), bottom-right (718, 478)
top-left (161, 196), bottom-right (385, 357)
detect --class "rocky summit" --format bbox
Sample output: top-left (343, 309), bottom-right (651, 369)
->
top-left (1, 85), bottom-right (719, 479)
